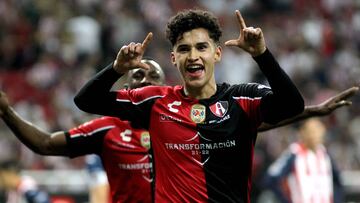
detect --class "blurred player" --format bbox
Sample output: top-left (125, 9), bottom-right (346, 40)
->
top-left (262, 118), bottom-right (344, 203)
top-left (0, 159), bottom-right (51, 203)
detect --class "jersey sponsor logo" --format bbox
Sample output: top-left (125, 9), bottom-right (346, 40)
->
top-left (168, 101), bottom-right (181, 113)
top-left (141, 131), bottom-right (151, 150)
top-left (117, 155), bottom-right (153, 182)
top-left (209, 101), bottom-right (228, 118)
top-left (164, 132), bottom-right (237, 166)
top-left (190, 104), bottom-right (206, 123)
top-left (159, 113), bottom-right (183, 122)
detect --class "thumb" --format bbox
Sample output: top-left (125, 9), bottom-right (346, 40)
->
top-left (225, 40), bottom-right (238, 47)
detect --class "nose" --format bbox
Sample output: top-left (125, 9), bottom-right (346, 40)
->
top-left (140, 76), bottom-right (154, 87)
top-left (188, 48), bottom-right (199, 61)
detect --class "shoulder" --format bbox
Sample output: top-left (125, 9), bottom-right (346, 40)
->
top-left (117, 85), bottom-right (177, 104)
top-left (289, 142), bottom-right (303, 154)
top-left (223, 82), bottom-right (272, 97)
top-left (231, 83), bottom-right (271, 91)
top-left (130, 85), bottom-right (178, 95)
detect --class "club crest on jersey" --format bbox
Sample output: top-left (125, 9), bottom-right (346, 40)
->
top-left (140, 131), bottom-right (151, 150)
top-left (209, 101), bottom-right (228, 118)
top-left (190, 104), bottom-right (206, 123)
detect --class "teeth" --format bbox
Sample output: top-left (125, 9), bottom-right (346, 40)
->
top-left (187, 65), bottom-right (202, 69)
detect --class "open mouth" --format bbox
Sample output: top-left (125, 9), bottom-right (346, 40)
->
top-left (186, 64), bottom-right (204, 74)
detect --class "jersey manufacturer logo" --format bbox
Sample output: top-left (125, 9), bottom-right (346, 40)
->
top-left (140, 131), bottom-right (151, 149)
top-left (120, 129), bottom-right (132, 142)
top-left (168, 101), bottom-right (181, 113)
top-left (190, 104), bottom-right (206, 123)
top-left (209, 101), bottom-right (228, 118)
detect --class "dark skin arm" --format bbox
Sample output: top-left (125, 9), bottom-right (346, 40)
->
top-left (0, 91), bottom-right (68, 156)
top-left (258, 86), bottom-right (359, 132)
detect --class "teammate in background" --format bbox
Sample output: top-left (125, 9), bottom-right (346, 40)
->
top-left (262, 118), bottom-right (344, 203)
top-left (85, 155), bottom-right (109, 203)
top-left (0, 159), bottom-right (51, 203)
top-left (0, 58), bottom-right (165, 203)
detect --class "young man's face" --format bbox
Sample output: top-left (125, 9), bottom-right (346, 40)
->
top-left (171, 28), bottom-right (221, 90)
top-left (126, 60), bottom-right (165, 90)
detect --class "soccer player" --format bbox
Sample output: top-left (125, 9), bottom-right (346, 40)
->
top-left (262, 118), bottom-right (344, 203)
top-left (73, 9), bottom-right (306, 202)
top-left (0, 159), bottom-right (51, 203)
top-left (0, 58), bottom-right (165, 203)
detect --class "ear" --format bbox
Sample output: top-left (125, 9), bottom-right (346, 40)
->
top-left (214, 46), bottom-right (222, 62)
top-left (171, 52), bottom-right (176, 66)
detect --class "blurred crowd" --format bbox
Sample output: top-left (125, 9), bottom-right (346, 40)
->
top-left (0, 0), bottom-right (359, 191)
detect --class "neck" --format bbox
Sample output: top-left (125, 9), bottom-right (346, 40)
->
top-left (184, 83), bottom-right (217, 99)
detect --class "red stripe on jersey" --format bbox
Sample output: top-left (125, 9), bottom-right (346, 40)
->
top-left (233, 96), bottom-right (263, 129)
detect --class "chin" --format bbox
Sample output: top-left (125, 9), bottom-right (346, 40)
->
top-left (186, 81), bottom-right (205, 89)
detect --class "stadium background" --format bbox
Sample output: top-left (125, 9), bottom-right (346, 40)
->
top-left (0, 0), bottom-right (359, 202)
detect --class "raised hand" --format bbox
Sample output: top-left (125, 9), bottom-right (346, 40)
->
top-left (258, 86), bottom-right (359, 132)
top-left (225, 10), bottom-right (266, 57)
top-left (113, 32), bottom-right (153, 74)
top-left (310, 86), bottom-right (359, 116)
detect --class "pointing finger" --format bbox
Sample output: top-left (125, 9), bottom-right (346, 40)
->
top-left (137, 61), bottom-right (150, 70)
top-left (235, 10), bottom-right (247, 30)
top-left (142, 32), bottom-right (153, 50)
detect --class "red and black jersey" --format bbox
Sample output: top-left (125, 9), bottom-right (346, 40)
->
top-left (74, 49), bottom-right (304, 202)
top-left (65, 116), bottom-right (152, 203)
top-left (111, 83), bottom-right (269, 202)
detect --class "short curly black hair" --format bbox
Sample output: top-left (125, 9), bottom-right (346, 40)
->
top-left (166, 9), bottom-right (222, 46)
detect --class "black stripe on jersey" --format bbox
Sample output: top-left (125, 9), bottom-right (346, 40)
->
top-left (65, 127), bottom-right (111, 158)
top-left (197, 84), bottom-right (259, 203)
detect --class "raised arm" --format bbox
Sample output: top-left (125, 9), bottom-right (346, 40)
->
top-left (225, 10), bottom-right (304, 124)
top-left (258, 86), bottom-right (359, 132)
top-left (74, 33), bottom-right (153, 116)
top-left (0, 91), bottom-right (68, 156)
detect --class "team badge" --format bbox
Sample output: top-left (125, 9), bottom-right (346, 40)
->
top-left (209, 101), bottom-right (228, 118)
top-left (190, 104), bottom-right (206, 123)
top-left (140, 131), bottom-right (151, 149)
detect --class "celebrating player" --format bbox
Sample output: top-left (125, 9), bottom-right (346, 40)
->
top-left (74, 9), bottom-right (307, 202)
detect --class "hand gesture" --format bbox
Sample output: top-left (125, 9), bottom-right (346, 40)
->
top-left (0, 91), bottom-right (10, 117)
top-left (113, 32), bottom-right (153, 74)
top-left (225, 10), bottom-right (266, 57)
top-left (310, 86), bottom-right (359, 116)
